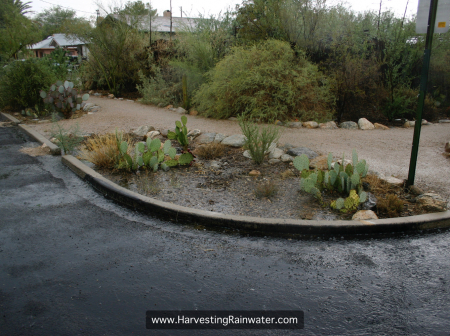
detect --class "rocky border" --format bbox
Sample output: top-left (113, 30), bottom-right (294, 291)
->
top-left (61, 155), bottom-right (450, 236)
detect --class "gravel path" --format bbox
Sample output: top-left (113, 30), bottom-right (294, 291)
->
top-left (30, 96), bottom-right (450, 202)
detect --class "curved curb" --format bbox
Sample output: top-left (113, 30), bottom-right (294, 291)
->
top-left (1, 112), bottom-right (21, 125)
top-left (17, 124), bottom-right (61, 155)
top-left (62, 155), bottom-right (450, 235)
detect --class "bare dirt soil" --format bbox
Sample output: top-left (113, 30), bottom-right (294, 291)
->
top-left (25, 96), bottom-right (450, 214)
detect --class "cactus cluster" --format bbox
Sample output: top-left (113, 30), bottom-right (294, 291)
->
top-left (167, 116), bottom-right (194, 165)
top-left (294, 149), bottom-right (369, 213)
top-left (40, 81), bottom-right (89, 119)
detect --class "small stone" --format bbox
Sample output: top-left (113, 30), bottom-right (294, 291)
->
top-left (358, 118), bottom-right (375, 130)
top-left (380, 176), bottom-right (405, 187)
top-left (166, 105), bottom-right (173, 109)
top-left (107, 94), bottom-right (114, 99)
top-left (118, 98), bottom-right (123, 100)
top-left (439, 119), bottom-right (450, 123)
top-left (445, 142), bottom-right (450, 153)
top-left (133, 125), bottom-right (155, 137)
top-left (422, 119), bottom-right (428, 125)
top-left (221, 134), bottom-right (247, 147)
top-left (94, 93), bottom-right (101, 96)
top-left (279, 143), bottom-right (295, 150)
top-left (361, 192), bottom-right (377, 210)
top-left (340, 121), bottom-right (358, 129)
top-left (286, 122), bottom-right (303, 128)
top-left (268, 148), bottom-right (284, 159)
top-left (83, 103), bottom-right (95, 112)
top-left (303, 121), bottom-right (319, 129)
top-left (268, 159), bottom-right (281, 164)
top-left (287, 147), bottom-right (318, 160)
top-left (88, 90), bottom-right (94, 94)
top-left (374, 123), bottom-right (389, 130)
top-left (14, 112), bottom-right (19, 116)
top-left (309, 155), bottom-right (329, 170)
top-left (415, 193), bottom-right (448, 212)
top-left (280, 154), bottom-right (294, 162)
top-left (265, 142), bottom-right (277, 155)
top-left (176, 107), bottom-right (187, 114)
top-left (213, 133), bottom-right (227, 143)
top-left (160, 129), bottom-right (172, 137)
top-left (189, 110), bottom-right (199, 116)
top-left (196, 133), bottom-right (216, 144)
top-left (404, 120), bottom-right (415, 128)
top-left (409, 185), bottom-right (424, 196)
top-left (145, 131), bottom-right (160, 140)
top-left (249, 170), bottom-right (261, 177)
top-left (209, 161), bottom-right (222, 169)
top-left (275, 120), bottom-right (284, 126)
top-left (352, 210), bottom-right (378, 221)
top-left (319, 121), bottom-right (338, 129)
top-left (243, 150), bottom-right (252, 159)
top-left (187, 129), bottom-right (201, 138)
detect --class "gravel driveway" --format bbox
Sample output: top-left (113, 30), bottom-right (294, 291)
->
top-left (30, 96), bottom-right (450, 203)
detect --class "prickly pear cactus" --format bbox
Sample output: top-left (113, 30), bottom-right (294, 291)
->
top-left (293, 154), bottom-right (309, 172)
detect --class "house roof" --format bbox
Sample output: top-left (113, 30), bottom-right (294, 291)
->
top-left (29, 34), bottom-right (86, 50)
top-left (109, 14), bottom-right (197, 33)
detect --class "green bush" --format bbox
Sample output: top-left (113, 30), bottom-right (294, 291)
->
top-left (193, 39), bottom-right (334, 122)
top-left (0, 59), bottom-right (56, 110)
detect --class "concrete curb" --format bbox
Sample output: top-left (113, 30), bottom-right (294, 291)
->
top-left (17, 124), bottom-right (61, 155)
top-left (1, 112), bottom-right (21, 125)
top-left (62, 155), bottom-right (450, 235)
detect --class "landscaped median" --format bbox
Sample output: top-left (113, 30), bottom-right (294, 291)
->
top-left (62, 154), bottom-right (450, 236)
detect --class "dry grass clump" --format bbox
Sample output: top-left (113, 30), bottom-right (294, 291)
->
top-left (78, 133), bottom-right (130, 169)
top-left (363, 174), bottom-right (399, 196)
top-left (255, 180), bottom-right (278, 200)
top-left (281, 169), bottom-right (295, 179)
top-left (377, 194), bottom-right (404, 217)
top-left (193, 142), bottom-right (226, 160)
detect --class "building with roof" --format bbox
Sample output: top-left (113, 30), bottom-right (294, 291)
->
top-left (28, 34), bottom-right (88, 58)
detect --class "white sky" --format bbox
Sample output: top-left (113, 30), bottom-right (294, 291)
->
top-left (27, 0), bottom-right (419, 21)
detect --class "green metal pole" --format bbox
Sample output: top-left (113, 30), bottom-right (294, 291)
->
top-left (407, 0), bottom-right (439, 187)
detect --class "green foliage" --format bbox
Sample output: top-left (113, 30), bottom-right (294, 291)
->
top-left (40, 80), bottom-right (89, 118)
top-left (193, 40), bottom-right (334, 122)
top-left (137, 67), bottom-right (182, 106)
top-left (0, 58), bottom-right (56, 110)
top-left (167, 115), bottom-right (190, 151)
top-left (293, 154), bottom-right (310, 172)
top-left (50, 114), bottom-right (84, 154)
top-left (238, 116), bottom-right (281, 165)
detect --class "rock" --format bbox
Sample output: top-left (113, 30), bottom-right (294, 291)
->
top-left (319, 121), bottom-right (338, 129)
top-left (268, 148), bottom-right (284, 159)
top-left (157, 103), bottom-right (164, 107)
top-left (213, 133), bottom-right (227, 143)
top-left (208, 161), bottom-right (222, 169)
top-left (287, 122), bottom-right (303, 128)
top-left (352, 210), bottom-right (378, 221)
top-left (145, 131), bottom-right (160, 140)
top-left (361, 192), bottom-right (377, 210)
top-left (37, 120), bottom-right (50, 124)
top-left (189, 110), bottom-right (198, 116)
top-left (118, 98), bottom-right (123, 100)
top-left (196, 132), bottom-right (216, 144)
top-left (249, 170), bottom-right (261, 177)
top-left (439, 119), bottom-right (450, 123)
top-left (268, 159), bottom-right (281, 164)
top-left (409, 185), bottom-right (424, 196)
top-left (228, 117), bottom-right (238, 121)
top-left (175, 107), bottom-right (187, 114)
top-left (107, 94), bottom-right (114, 99)
top-left (166, 105), bottom-right (173, 109)
top-left (275, 120), bottom-right (284, 126)
top-left (303, 121), bottom-right (319, 129)
top-left (445, 141), bottom-right (450, 153)
top-left (340, 121), bottom-right (358, 129)
top-left (93, 93), bottom-right (101, 96)
top-left (287, 147), bottom-right (319, 160)
top-left (243, 150), bottom-right (252, 159)
top-left (187, 129), bottom-right (201, 139)
top-left (221, 134), bottom-right (247, 147)
top-left (309, 155), bottom-right (329, 170)
top-left (280, 154), bottom-right (294, 162)
top-left (83, 103), bottom-right (96, 112)
top-left (374, 123), bottom-right (389, 130)
top-left (160, 129), bottom-right (173, 137)
top-left (88, 90), bottom-right (94, 94)
top-left (422, 119), bottom-right (428, 125)
top-left (279, 143), bottom-right (295, 150)
top-left (415, 193), bottom-right (448, 212)
top-left (133, 125), bottom-right (155, 137)
top-left (358, 118), bottom-right (375, 130)
top-left (404, 120), bottom-right (415, 128)
top-left (380, 176), bottom-right (405, 187)
top-left (266, 142), bottom-right (277, 154)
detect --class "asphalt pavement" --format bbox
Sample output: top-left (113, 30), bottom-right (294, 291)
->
top-left (1, 121), bottom-right (449, 335)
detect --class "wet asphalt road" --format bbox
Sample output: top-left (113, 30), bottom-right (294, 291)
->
top-left (0, 122), bottom-right (450, 336)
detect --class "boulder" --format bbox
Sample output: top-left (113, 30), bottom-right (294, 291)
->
top-left (340, 121), bottom-right (358, 129)
top-left (221, 134), bottom-right (247, 147)
top-left (309, 155), bottom-right (329, 170)
top-left (133, 125), bottom-right (155, 137)
top-left (268, 148), bottom-right (284, 159)
top-left (358, 118), bottom-right (375, 130)
top-left (422, 119), bottom-right (429, 125)
top-left (213, 133), bottom-right (227, 143)
top-left (196, 133), bottom-right (216, 144)
top-left (352, 210), bottom-right (378, 221)
top-left (287, 122), bottom-right (303, 128)
top-left (187, 129), bottom-right (201, 139)
top-left (176, 107), bottom-right (187, 114)
top-left (319, 121), bottom-right (338, 129)
top-left (374, 123), bottom-right (389, 130)
top-left (303, 121), bottom-right (319, 129)
top-left (280, 154), bottom-right (294, 162)
top-left (287, 147), bottom-right (319, 160)
top-left (415, 193), bottom-right (448, 212)
top-left (145, 131), bottom-right (160, 140)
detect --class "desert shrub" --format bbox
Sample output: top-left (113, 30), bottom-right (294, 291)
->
top-left (377, 193), bottom-right (404, 217)
top-left (239, 116), bottom-right (281, 165)
top-left (78, 132), bottom-right (129, 169)
top-left (255, 179), bottom-right (278, 199)
top-left (50, 115), bottom-right (84, 154)
top-left (193, 142), bottom-right (226, 160)
top-left (193, 39), bottom-right (334, 122)
top-left (137, 66), bottom-right (183, 106)
top-left (0, 58), bottom-right (56, 110)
